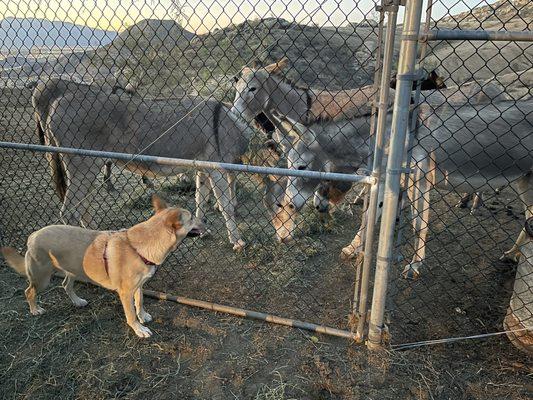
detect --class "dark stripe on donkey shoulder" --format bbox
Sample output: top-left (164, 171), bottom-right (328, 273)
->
top-left (213, 102), bottom-right (223, 158)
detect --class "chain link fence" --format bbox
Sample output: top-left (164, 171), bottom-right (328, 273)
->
top-left (0, 0), bottom-right (531, 353)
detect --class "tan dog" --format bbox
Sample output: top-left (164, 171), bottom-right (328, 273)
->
top-left (1, 195), bottom-right (203, 338)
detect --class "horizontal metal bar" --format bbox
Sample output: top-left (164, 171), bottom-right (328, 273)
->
top-left (144, 290), bottom-right (358, 340)
top-left (0, 141), bottom-right (375, 184)
top-left (422, 29), bottom-right (533, 42)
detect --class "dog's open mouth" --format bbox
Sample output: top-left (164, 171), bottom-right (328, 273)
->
top-left (187, 227), bottom-right (203, 237)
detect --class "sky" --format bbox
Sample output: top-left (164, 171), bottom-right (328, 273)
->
top-left (0, 0), bottom-right (499, 33)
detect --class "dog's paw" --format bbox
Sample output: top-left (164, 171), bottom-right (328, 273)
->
top-left (137, 311), bottom-right (152, 323)
top-left (232, 239), bottom-right (246, 252)
top-left (30, 306), bottom-right (46, 315)
top-left (132, 324), bottom-right (152, 338)
top-left (73, 298), bottom-right (88, 308)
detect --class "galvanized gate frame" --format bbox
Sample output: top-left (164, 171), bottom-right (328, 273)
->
top-left (366, 0), bottom-right (533, 350)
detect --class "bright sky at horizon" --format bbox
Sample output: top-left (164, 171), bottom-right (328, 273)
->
top-left (1, 0), bottom-right (499, 33)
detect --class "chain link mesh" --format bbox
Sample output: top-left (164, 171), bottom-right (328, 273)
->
top-left (0, 0), bottom-right (531, 353)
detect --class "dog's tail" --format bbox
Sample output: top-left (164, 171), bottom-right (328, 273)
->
top-left (1, 247), bottom-right (27, 276)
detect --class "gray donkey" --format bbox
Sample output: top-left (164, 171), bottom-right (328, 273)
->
top-left (33, 77), bottom-right (256, 250)
top-left (232, 60), bottom-right (533, 278)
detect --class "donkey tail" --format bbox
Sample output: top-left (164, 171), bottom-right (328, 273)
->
top-left (50, 145), bottom-right (67, 203)
top-left (1, 247), bottom-right (27, 276)
top-left (36, 117), bottom-right (67, 202)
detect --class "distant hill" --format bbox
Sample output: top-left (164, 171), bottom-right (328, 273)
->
top-left (113, 19), bottom-right (195, 49)
top-left (0, 17), bottom-right (117, 52)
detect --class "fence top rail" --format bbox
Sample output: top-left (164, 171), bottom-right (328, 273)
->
top-left (0, 141), bottom-right (375, 184)
top-left (421, 29), bottom-right (533, 42)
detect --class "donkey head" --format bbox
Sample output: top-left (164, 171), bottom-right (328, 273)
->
top-left (266, 118), bottom-right (324, 242)
top-left (231, 58), bottom-right (289, 121)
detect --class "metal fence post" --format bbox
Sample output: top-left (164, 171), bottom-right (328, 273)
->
top-left (354, 0), bottom-right (399, 341)
top-left (367, 0), bottom-right (424, 350)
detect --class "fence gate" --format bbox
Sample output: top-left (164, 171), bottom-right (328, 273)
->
top-left (367, 0), bottom-right (533, 351)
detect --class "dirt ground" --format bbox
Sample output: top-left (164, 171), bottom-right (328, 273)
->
top-left (1, 88), bottom-right (532, 399)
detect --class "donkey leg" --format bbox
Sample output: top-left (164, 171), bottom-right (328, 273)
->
top-left (352, 185), bottom-right (368, 206)
top-left (228, 173), bottom-right (238, 211)
top-left (141, 175), bottom-right (155, 189)
top-left (455, 193), bottom-right (472, 209)
top-left (195, 171), bottom-right (211, 222)
top-left (61, 156), bottom-right (101, 228)
top-left (403, 164), bottom-right (432, 280)
top-left (470, 192), bottom-right (484, 215)
top-left (208, 170), bottom-right (245, 251)
top-left (103, 161), bottom-right (116, 193)
top-left (501, 174), bottom-right (533, 262)
top-left (340, 180), bottom-right (385, 260)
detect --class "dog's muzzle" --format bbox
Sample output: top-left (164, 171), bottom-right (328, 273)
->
top-left (187, 218), bottom-right (206, 237)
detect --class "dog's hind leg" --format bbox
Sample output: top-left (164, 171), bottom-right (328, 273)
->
top-left (208, 170), bottom-right (245, 251)
top-left (62, 275), bottom-right (88, 308)
top-left (24, 252), bottom-right (53, 315)
top-left (134, 288), bottom-right (152, 323)
top-left (48, 251), bottom-right (88, 307)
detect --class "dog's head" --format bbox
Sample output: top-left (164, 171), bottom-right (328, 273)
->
top-left (151, 194), bottom-right (205, 242)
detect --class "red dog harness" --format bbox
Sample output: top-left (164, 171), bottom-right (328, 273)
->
top-left (102, 233), bottom-right (156, 277)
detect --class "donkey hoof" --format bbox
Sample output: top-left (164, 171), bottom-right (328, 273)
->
top-left (402, 264), bottom-right (420, 280)
top-left (232, 240), bottom-right (246, 252)
top-left (340, 245), bottom-right (361, 261)
top-left (499, 251), bottom-right (520, 264)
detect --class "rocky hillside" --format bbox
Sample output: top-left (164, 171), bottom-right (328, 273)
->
top-left (86, 17), bottom-right (379, 99)
top-left (426, 0), bottom-right (532, 86)
top-left (437, 0), bottom-right (532, 30)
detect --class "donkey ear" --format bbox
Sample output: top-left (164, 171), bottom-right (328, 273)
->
top-left (241, 66), bottom-right (253, 76)
top-left (152, 194), bottom-right (168, 213)
top-left (264, 58), bottom-right (289, 74)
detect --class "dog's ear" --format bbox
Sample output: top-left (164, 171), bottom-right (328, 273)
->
top-left (166, 209), bottom-right (183, 230)
top-left (152, 194), bottom-right (168, 213)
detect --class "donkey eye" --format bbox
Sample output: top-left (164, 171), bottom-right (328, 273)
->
top-left (276, 203), bottom-right (282, 208)
top-left (248, 87), bottom-right (257, 92)
top-left (297, 165), bottom-right (307, 170)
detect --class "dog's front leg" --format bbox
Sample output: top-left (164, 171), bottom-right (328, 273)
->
top-left (134, 288), bottom-right (152, 323)
top-left (119, 289), bottom-right (152, 338)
